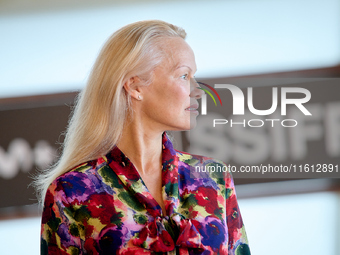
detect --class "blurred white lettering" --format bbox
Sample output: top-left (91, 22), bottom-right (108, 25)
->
top-left (229, 114), bottom-right (269, 164)
top-left (190, 101), bottom-right (339, 164)
top-left (289, 104), bottom-right (323, 160)
top-left (0, 139), bottom-right (57, 179)
top-left (325, 102), bottom-right (340, 157)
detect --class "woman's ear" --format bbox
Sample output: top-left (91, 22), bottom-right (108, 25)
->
top-left (123, 76), bottom-right (143, 100)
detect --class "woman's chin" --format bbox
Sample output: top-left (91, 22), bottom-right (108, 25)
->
top-left (189, 117), bottom-right (198, 129)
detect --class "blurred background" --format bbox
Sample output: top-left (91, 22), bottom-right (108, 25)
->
top-left (0, 0), bottom-right (340, 254)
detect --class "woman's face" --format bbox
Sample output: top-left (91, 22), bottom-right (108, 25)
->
top-left (140, 37), bottom-right (203, 132)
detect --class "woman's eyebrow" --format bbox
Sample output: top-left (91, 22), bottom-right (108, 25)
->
top-left (174, 65), bottom-right (195, 73)
top-left (176, 65), bottom-right (198, 75)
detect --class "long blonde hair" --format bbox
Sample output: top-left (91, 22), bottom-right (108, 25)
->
top-left (35, 20), bottom-right (186, 204)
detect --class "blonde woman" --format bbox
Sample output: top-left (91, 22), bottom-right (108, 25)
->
top-left (37, 20), bottom-right (250, 254)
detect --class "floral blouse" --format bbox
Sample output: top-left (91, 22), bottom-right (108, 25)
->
top-left (41, 133), bottom-right (250, 254)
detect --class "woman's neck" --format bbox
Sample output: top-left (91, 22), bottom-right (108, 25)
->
top-left (117, 122), bottom-right (163, 175)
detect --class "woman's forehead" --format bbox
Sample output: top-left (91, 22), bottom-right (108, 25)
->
top-left (159, 38), bottom-right (196, 71)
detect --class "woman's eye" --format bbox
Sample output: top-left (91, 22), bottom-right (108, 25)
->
top-left (181, 74), bottom-right (188, 80)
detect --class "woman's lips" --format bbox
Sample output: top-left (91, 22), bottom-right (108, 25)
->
top-left (185, 104), bottom-right (199, 113)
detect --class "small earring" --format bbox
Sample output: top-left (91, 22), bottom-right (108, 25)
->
top-left (138, 95), bottom-right (142, 100)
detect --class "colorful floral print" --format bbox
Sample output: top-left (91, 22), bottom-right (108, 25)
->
top-left (41, 133), bottom-right (250, 254)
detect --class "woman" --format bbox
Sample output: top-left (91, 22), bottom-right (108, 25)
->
top-left (37, 20), bottom-right (250, 254)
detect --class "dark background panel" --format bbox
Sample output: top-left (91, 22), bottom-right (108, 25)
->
top-left (0, 66), bottom-right (339, 209)
top-left (0, 104), bottom-right (71, 207)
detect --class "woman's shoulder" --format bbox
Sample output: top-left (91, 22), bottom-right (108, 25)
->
top-left (49, 156), bottom-right (109, 196)
top-left (43, 157), bottom-right (112, 217)
top-left (59, 156), bottom-right (107, 179)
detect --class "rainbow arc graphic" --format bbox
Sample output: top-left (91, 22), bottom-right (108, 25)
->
top-left (197, 82), bottom-right (222, 106)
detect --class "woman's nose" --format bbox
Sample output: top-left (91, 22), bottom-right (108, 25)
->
top-left (190, 78), bottom-right (204, 99)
